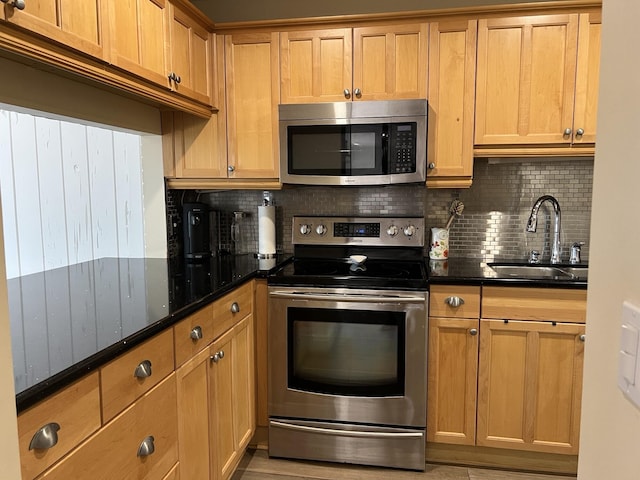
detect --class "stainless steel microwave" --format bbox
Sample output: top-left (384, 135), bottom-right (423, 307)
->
top-left (279, 99), bottom-right (428, 186)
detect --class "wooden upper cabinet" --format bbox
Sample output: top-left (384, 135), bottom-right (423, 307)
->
top-left (280, 28), bottom-right (352, 103)
top-left (353, 23), bottom-right (428, 101)
top-left (572, 11), bottom-right (601, 145)
top-left (475, 14), bottom-right (580, 146)
top-left (225, 32), bottom-right (280, 179)
top-left (168, 1), bottom-right (213, 106)
top-left (280, 23), bottom-right (427, 103)
top-left (106, 0), bottom-right (171, 88)
top-left (2, 0), bottom-right (105, 59)
top-left (427, 18), bottom-right (477, 188)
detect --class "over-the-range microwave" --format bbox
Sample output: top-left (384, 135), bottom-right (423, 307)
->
top-left (278, 99), bottom-right (428, 186)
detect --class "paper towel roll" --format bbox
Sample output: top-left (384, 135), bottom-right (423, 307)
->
top-left (258, 205), bottom-right (276, 255)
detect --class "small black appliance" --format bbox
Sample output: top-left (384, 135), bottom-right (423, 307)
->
top-left (182, 202), bottom-right (211, 260)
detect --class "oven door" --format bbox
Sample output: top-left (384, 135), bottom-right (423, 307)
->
top-left (268, 286), bottom-right (428, 428)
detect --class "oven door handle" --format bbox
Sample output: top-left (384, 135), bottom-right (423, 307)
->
top-left (270, 420), bottom-right (423, 439)
top-left (268, 291), bottom-right (426, 303)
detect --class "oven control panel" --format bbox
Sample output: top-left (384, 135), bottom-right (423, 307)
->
top-left (292, 216), bottom-right (424, 247)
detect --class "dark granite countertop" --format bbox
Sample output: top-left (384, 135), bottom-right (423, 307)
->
top-left (426, 257), bottom-right (588, 289)
top-left (10, 255), bottom-right (287, 413)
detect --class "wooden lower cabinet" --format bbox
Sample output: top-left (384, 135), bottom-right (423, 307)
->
top-left (175, 281), bottom-right (256, 480)
top-left (427, 284), bottom-right (586, 464)
top-left (40, 374), bottom-right (178, 479)
top-left (211, 314), bottom-right (256, 480)
top-left (476, 319), bottom-right (585, 454)
top-left (427, 317), bottom-right (479, 445)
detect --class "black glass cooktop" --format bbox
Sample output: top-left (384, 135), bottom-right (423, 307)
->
top-left (269, 257), bottom-right (428, 290)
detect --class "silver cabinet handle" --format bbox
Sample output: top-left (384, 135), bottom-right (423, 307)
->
top-left (444, 296), bottom-right (465, 308)
top-left (343, 89), bottom-right (351, 99)
top-left (218, 350), bottom-right (225, 359)
top-left (168, 72), bottom-right (181, 84)
top-left (354, 88), bottom-right (362, 98)
top-left (1, 0), bottom-right (26, 10)
top-left (576, 128), bottom-right (585, 137)
top-left (470, 328), bottom-right (478, 336)
top-left (29, 422), bottom-right (60, 450)
top-left (211, 352), bottom-right (220, 363)
top-left (137, 436), bottom-right (155, 457)
top-left (190, 325), bottom-right (203, 341)
top-left (227, 165), bottom-right (235, 172)
top-left (428, 162), bottom-right (436, 170)
top-left (579, 334), bottom-right (586, 342)
top-left (230, 302), bottom-right (240, 313)
top-left (564, 128), bottom-right (572, 136)
top-left (134, 359), bottom-right (152, 378)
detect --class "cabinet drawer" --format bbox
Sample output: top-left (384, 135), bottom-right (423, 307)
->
top-left (174, 303), bottom-right (215, 367)
top-left (213, 281), bottom-right (253, 339)
top-left (40, 374), bottom-right (178, 480)
top-left (101, 328), bottom-right (175, 422)
top-left (482, 286), bottom-right (587, 322)
top-left (18, 372), bottom-right (101, 480)
top-left (429, 285), bottom-right (481, 318)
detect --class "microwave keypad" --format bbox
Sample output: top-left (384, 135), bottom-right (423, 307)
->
top-left (390, 125), bottom-right (417, 173)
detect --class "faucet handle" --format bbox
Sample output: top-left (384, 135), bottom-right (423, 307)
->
top-left (570, 242), bottom-right (584, 264)
top-left (528, 250), bottom-right (541, 264)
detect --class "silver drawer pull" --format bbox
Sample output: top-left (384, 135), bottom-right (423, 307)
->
top-left (230, 302), bottom-right (240, 313)
top-left (444, 296), bottom-right (465, 308)
top-left (579, 334), bottom-right (586, 342)
top-left (190, 325), bottom-right (203, 341)
top-left (137, 436), bottom-right (155, 457)
top-left (29, 422), bottom-right (60, 450)
top-left (469, 328), bottom-right (478, 336)
top-left (134, 359), bottom-right (152, 379)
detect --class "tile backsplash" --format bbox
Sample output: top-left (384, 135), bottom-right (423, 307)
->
top-left (169, 157), bottom-right (593, 263)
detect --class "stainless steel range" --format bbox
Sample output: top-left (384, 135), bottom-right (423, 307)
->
top-left (267, 216), bottom-right (428, 471)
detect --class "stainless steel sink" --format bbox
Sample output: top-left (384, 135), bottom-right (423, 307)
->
top-left (487, 263), bottom-right (588, 280)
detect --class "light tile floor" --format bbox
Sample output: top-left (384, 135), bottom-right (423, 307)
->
top-left (231, 449), bottom-right (577, 480)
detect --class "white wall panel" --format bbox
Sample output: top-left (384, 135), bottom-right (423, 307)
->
top-left (114, 132), bottom-right (144, 257)
top-left (0, 107), bottom-right (160, 279)
top-left (11, 112), bottom-right (44, 276)
top-left (36, 117), bottom-right (69, 271)
top-left (61, 122), bottom-right (93, 267)
top-left (0, 111), bottom-right (19, 278)
top-left (87, 126), bottom-right (118, 258)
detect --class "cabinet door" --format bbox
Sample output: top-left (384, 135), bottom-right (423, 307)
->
top-left (477, 319), bottom-right (585, 455)
top-left (225, 32), bottom-right (280, 179)
top-left (176, 348), bottom-right (212, 480)
top-left (353, 23), bottom-right (428, 101)
top-left (168, 1), bottom-right (212, 105)
top-left (475, 14), bottom-right (579, 145)
top-left (2, 0), bottom-right (104, 59)
top-left (280, 28), bottom-right (352, 103)
top-left (210, 315), bottom-right (255, 480)
top-left (163, 111), bottom-right (227, 178)
top-left (427, 317), bottom-right (478, 445)
top-left (107, 0), bottom-right (170, 88)
top-left (427, 19), bottom-right (477, 188)
top-left (572, 11), bottom-right (601, 145)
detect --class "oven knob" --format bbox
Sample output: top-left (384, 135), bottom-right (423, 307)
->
top-left (403, 225), bottom-right (416, 237)
top-left (386, 225), bottom-right (398, 237)
top-left (300, 224), bottom-right (311, 235)
top-left (316, 224), bottom-right (327, 236)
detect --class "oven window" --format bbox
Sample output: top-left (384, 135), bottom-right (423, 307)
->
top-left (287, 307), bottom-right (405, 397)
top-left (287, 124), bottom-right (385, 176)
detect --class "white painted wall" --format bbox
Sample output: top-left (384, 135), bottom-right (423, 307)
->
top-left (0, 107), bottom-right (166, 279)
top-left (578, 0), bottom-right (640, 478)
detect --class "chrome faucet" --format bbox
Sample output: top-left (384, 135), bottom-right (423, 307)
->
top-left (526, 195), bottom-right (562, 264)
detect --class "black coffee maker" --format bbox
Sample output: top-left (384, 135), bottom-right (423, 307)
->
top-left (182, 203), bottom-right (212, 260)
